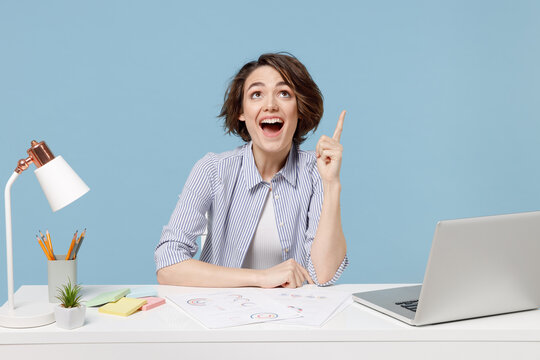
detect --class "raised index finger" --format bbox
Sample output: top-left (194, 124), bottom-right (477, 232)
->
top-left (332, 110), bottom-right (346, 142)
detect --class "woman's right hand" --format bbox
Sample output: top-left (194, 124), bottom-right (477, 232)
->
top-left (258, 259), bottom-right (314, 288)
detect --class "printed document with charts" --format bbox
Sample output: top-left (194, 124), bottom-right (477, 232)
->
top-left (167, 286), bottom-right (352, 328)
top-left (167, 290), bottom-right (300, 328)
top-left (261, 287), bottom-right (353, 326)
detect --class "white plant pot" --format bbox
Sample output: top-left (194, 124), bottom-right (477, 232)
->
top-left (54, 304), bottom-right (86, 330)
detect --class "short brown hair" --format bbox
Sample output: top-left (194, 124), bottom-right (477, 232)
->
top-left (219, 53), bottom-right (323, 144)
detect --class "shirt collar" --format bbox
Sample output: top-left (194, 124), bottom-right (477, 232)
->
top-left (242, 141), bottom-right (298, 190)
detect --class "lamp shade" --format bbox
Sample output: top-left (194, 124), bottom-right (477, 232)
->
top-left (34, 155), bottom-right (90, 212)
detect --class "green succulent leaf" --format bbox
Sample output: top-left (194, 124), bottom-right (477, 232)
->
top-left (55, 278), bottom-right (83, 308)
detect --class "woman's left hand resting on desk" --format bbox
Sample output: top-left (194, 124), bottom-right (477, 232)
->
top-left (157, 258), bottom-right (314, 288)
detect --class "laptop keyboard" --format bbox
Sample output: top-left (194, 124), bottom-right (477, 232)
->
top-left (395, 300), bottom-right (418, 312)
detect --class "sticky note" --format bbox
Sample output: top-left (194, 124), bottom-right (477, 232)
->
top-left (98, 297), bottom-right (147, 316)
top-left (140, 297), bottom-right (166, 311)
top-left (126, 287), bottom-right (158, 298)
top-left (85, 288), bottom-right (130, 307)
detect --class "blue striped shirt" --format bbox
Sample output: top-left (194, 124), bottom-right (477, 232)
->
top-left (155, 142), bottom-right (348, 286)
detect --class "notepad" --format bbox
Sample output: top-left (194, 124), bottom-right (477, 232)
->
top-left (98, 297), bottom-right (147, 316)
top-left (126, 286), bottom-right (158, 298)
top-left (85, 288), bottom-right (130, 307)
top-left (140, 297), bottom-right (165, 311)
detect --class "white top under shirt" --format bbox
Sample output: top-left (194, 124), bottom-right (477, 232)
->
top-left (242, 188), bottom-right (282, 269)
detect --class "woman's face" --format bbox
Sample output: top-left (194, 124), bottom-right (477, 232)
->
top-left (239, 65), bottom-right (298, 159)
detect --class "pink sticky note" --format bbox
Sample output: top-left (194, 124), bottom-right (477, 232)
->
top-left (140, 297), bottom-right (166, 311)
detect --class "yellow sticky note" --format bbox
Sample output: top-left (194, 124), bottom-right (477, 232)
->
top-left (98, 297), bottom-right (147, 316)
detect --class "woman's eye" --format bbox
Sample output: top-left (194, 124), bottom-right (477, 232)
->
top-left (250, 91), bottom-right (262, 99)
top-left (279, 90), bottom-right (291, 98)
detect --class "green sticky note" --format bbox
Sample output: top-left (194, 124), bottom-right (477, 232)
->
top-left (85, 288), bottom-right (130, 307)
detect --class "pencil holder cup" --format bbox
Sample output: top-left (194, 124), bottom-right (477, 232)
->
top-left (47, 255), bottom-right (77, 303)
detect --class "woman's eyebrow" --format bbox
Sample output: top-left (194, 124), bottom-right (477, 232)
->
top-left (246, 81), bottom-right (291, 92)
top-left (246, 82), bottom-right (265, 91)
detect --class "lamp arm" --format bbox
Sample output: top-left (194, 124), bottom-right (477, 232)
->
top-left (5, 172), bottom-right (19, 311)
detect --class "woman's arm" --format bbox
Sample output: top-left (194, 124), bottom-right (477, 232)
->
top-left (157, 258), bottom-right (314, 288)
top-left (310, 110), bottom-right (347, 284)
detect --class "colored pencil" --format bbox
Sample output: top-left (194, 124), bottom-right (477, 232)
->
top-left (70, 231), bottom-right (79, 260)
top-left (65, 230), bottom-right (77, 260)
top-left (72, 232), bottom-right (81, 259)
top-left (39, 231), bottom-right (54, 259)
top-left (74, 238), bottom-right (84, 259)
top-left (40, 230), bottom-right (51, 257)
top-left (74, 229), bottom-right (86, 259)
top-left (46, 230), bottom-right (54, 258)
top-left (39, 230), bottom-right (47, 246)
top-left (37, 236), bottom-right (53, 260)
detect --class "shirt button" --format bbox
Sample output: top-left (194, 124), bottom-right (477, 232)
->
top-left (285, 248), bottom-right (289, 253)
top-left (274, 194), bottom-right (280, 200)
top-left (279, 222), bottom-right (284, 227)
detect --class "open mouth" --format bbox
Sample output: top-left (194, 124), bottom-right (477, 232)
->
top-left (259, 117), bottom-right (284, 137)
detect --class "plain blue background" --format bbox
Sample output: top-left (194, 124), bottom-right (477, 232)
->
top-left (1, 1), bottom-right (539, 304)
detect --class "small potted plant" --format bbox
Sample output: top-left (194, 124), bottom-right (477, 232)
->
top-left (54, 278), bottom-right (86, 329)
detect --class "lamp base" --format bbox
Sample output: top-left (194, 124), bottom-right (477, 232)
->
top-left (0, 301), bottom-right (55, 328)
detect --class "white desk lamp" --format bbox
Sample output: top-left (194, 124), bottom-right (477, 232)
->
top-left (0, 140), bottom-right (89, 328)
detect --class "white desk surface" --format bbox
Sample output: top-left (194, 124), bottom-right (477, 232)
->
top-left (1, 284), bottom-right (540, 359)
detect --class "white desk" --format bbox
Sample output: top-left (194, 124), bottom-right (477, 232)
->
top-left (1, 284), bottom-right (540, 359)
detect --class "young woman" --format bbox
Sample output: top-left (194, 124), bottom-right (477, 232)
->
top-left (155, 53), bottom-right (348, 288)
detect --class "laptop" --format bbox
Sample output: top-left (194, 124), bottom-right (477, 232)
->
top-left (353, 211), bottom-right (540, 326)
